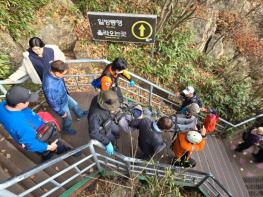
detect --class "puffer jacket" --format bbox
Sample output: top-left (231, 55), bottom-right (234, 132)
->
top-left (88, 95), bottom-right (114, 145)
top-left (129, 117), bottom-right (165, 156)
top-left (179, 92), bottom-right (202, 111)
top-left (8, 45), bottom-right (65, 84)
top-left (42, 72), bottom-right (68, 116)
top-left (172, 132), bottom-right (206, 160)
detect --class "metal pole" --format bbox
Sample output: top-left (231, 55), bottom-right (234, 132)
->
top-left (149, 85), bottom-right (153, 107)
top-left (89, 140), bottom-right (102, 171)
top-left (0, 84), bottom-right (7, 95)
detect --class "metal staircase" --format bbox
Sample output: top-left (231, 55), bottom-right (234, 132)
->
top-left (0, 140), bottom-right (232, 197)
top-left (0, 58), bottom-right (262, 197)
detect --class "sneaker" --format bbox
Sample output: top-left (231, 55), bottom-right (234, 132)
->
top-left (77, 111), bottom-right (88, 121)
top-left (63, 128), bottom-right (77, 135)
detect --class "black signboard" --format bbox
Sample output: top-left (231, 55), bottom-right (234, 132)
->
top-left (87, 12), bottom-right (157, 44)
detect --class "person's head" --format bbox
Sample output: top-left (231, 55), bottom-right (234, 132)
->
top-left (111, 58), bottom-right (127, 74)
top-left (156, 116), bottom-right (173, 131)
top-left (183, 86), bottom-right (195, 98)
top-left (186, 130), bottom-right (202, 144)
top-left (29, 37), bottom-right (45, 56)
top-left (256, 127), bottom-right (263, 136)
top-left (51, 60), bottom-right (69, 78)
top-left (97, 90), bottom-right (120, 112)
top-left (185, 103), bottom-right (200, 118)
top-left (6, 86), bottom-right (38, 110)
top-left (132, 105), bottom-right (143, 119)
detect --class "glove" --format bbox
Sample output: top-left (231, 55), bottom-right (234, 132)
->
top-left (129, 80), bottom-right (135, 87)
top-left (105, 142), bottom-right (114, 155)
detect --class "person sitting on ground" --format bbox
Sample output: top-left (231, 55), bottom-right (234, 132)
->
top-left (88, 90), bottom-right (122, 156)
top-left (92, 58), bottom-right (135, 102)
top-left (235, 127), bottom-right (263, 152)
top-left (0, 86), bottom-right (70, 161)
top-left (7, 37), bottom-right (65, 84)
top-left (42, 60), bottom-right (87, 135)
top-left (176, 86), bottom-right (205, 113)
top-left (171, 126), bottom-right (206, 167)
top-left (129, 116), bottom-right (173, 159)
top-left (171, 103), bottom-right (200, 132)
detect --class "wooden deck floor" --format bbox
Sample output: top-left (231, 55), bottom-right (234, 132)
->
top-left (48, 92), bottom-right (250, 197)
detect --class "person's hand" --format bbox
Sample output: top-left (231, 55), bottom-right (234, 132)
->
top-left (62, 112), bottom-right (67, 118)
top-left (47, 139), bottom-right (58, 151)
top-left (175, 91), bottom-right (180, 97)
top-left (201, 107), bottom-right (208, 112)
top-left (129, 80), bottom-right (135, 87)
top-left (201, 126), bottom-right (206, 136)
top-left (105, 142), bottom-right (114, 155)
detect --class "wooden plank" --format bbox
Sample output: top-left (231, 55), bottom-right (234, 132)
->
top-left (47, 92), bottom-right (250, 196)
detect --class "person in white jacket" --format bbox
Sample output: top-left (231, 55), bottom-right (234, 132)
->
top-left (7, 37), bottom-right (65, 84)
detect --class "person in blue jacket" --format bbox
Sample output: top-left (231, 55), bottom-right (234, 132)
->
top-left (0, 86), bottom-right (60, 160)
top-left (42, 60), bottom-right (87, 135)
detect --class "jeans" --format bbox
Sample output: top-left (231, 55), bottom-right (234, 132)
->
top-left (62, 95), bottom-right (84, 131)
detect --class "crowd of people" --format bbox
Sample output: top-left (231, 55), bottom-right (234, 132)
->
top-left (0, 37), bottom-right (262, 166)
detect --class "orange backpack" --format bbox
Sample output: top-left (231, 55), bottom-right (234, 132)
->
top-left (203, 113), bottom-right (219, 133)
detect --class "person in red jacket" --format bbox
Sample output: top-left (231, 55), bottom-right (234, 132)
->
top-left (171, 127), bottom-right (206, 167)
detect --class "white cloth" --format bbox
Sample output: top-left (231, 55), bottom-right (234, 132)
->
top-left (8, 45), bottom-right (65, 84)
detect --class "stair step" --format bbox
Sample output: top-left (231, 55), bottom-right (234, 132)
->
top-left (0, 165), bottom-right (33, 197)
top-left (0, 133), bottom-right (65, 196)
top-left (244, 176), bottom-right (263, 197)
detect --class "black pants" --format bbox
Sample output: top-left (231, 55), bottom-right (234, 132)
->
top-left (172, 152), bottom-right (196, 168)
top-left (39, 140), bottom-right (71, 162)
top-left (235, 141), bottom-right (254, 152)
top-left (106, 123), bottom-right (121, 145)
top-left (254, 146), bottom-right (263, 162)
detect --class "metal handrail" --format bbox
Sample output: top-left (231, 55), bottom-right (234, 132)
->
top-left (0, 58), bottom-right (261, 131)
top-left (0, 139), bottom-right (232, 197)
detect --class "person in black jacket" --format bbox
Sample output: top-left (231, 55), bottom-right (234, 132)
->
top-left (88, 90), bottom-right (122, 156)
top-left (129, 116), bottom-right (173, 159)
top-left (176, 86), bottom-right (204, 113)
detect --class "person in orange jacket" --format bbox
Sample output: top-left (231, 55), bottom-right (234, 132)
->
top-left (171, 127), bottom-right (206, 167)
top-left (92, 58), bottom-right (135, 102)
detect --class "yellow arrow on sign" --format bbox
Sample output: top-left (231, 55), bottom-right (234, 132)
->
top-left (139, 24), bottom-right (146, 37)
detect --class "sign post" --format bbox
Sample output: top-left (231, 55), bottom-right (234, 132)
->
top-left (87, 12), bottom-right (157, 44)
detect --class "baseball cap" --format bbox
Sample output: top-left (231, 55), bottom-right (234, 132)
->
top-left (6, 86), bottom-right (39, 106)
top-left (183, 86), bottom-right (195, 95)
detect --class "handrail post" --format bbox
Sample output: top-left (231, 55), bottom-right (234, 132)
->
top-left (89, 141), bottom-right (102, 171)
top-left (149, 85), bottom-right (153, 107)
top-left (0, 84), bottom-right (7, 95)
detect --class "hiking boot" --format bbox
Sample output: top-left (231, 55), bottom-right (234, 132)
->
top-left (77, 111), bottom-right (88, 121)
top-left (63, 128), bottom-right (77, 135)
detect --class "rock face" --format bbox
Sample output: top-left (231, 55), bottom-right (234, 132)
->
top-left (0, 31), bottom-right (23, 65)
top-left (190, 8), bottom-right (219, 53)
top-left (19, 0), bottom-right (82, 51)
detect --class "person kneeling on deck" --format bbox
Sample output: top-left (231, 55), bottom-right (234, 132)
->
top-left (171, 127), bottom-right (206, 168)
top-left (0, 86), bottom-right (70, 161)
top-left (42, 60), bottom-right (87, 135)
top-left (88, 90), bottom-right (122, 156)
top-left (91, 58), bottom-right (135, 103)
top-left (171, 103), bottom-right (200, 132)
top-left (129, 116), bottom-right (173, 160)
